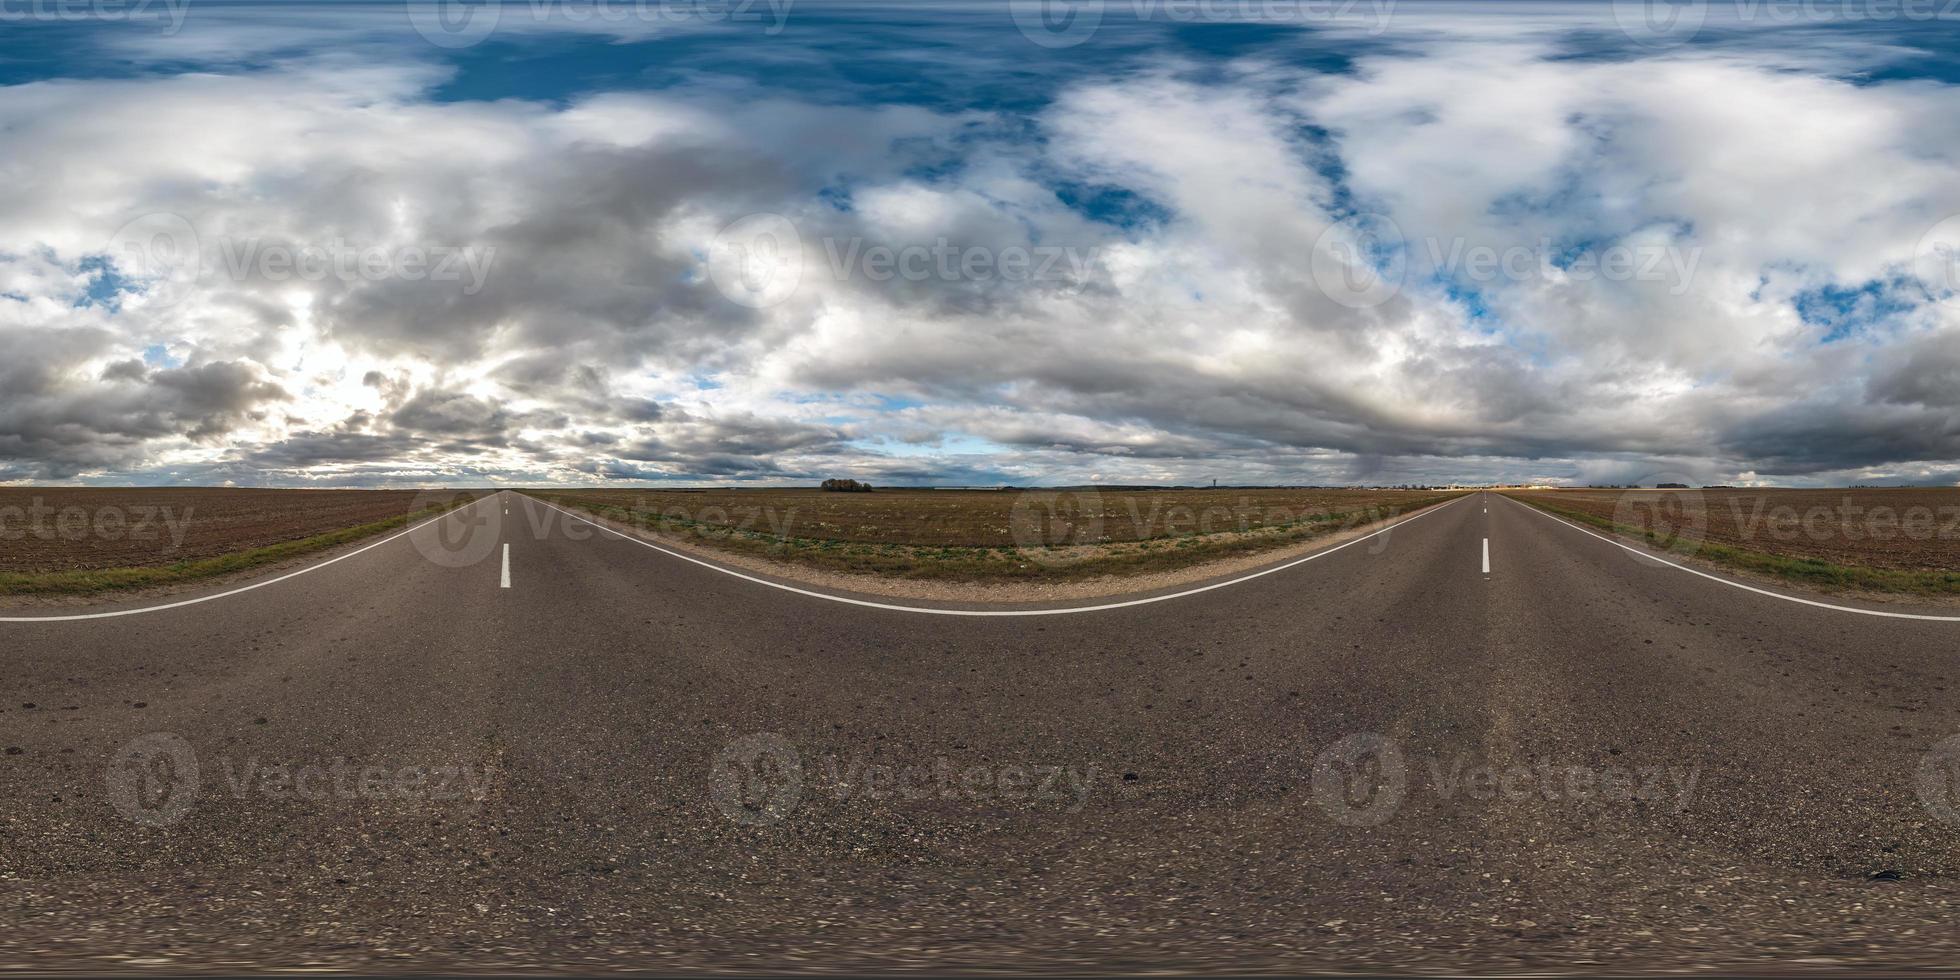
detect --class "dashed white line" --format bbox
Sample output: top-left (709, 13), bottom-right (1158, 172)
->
top-left (1482, 537), bottom-right (1490, 575)
top-left (1501, 494), bottom-right (1960, 623)
top-left (501, 543), bottom-right (512, 589)
top-left (534, 494), bottom-right (1467, 617)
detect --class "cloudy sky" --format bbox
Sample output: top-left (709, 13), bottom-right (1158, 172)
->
top-left (3, 0), bottom-right (1959, 488)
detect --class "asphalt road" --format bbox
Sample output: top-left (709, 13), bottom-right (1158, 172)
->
top-left (6, 490), bottom-right (1960, 974)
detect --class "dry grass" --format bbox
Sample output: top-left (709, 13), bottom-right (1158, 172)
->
top-left (526, 487), bottom-right (1463, 582)
top-left (0, 489), bottom-right (482, 595)
top-left (1506, 487), bottom-right (1960, 595)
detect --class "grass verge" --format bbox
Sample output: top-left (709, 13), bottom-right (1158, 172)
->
top-left (1503, 494), bottom-right (1960, 596)
top-left (527, 491), bottom-right (1463, 583)
top-left (0, 495), bottom-right (479, 597)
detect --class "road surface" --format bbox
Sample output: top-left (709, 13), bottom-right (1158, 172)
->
top-left (5, 490), bottom-right (1960, 973)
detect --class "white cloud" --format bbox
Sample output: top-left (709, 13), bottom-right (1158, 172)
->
top-left (3, 20), bottom-right (1959, 487)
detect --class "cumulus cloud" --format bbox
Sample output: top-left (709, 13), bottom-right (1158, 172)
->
top-left (2, 6), bottom-right (1958, 487)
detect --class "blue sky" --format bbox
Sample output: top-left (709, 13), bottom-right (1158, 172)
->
top-left (2, 1), bottom-right (1958, 487)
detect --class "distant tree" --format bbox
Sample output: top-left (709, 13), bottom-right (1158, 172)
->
top-left (820, 478), bottom-right (874, 492)
top-left (1656, 482), bottom-right (1690, 489)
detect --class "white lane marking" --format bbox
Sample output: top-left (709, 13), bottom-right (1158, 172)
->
top-left (1482, 537), bottom-right (1490, 575)
top-left (533, 494), bottom-right (1466, 617)
top-left (1502, 495), bottom-right (1960, 623)
top-left (501, 543), bottom-right (512, 589)
top-left (0, 497), bottom-right (493, 624)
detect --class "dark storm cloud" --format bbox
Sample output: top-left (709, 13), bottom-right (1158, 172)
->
top-left (0, 327), bottom-right (290, 478)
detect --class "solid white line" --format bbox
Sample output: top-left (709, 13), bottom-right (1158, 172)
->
top-left (501, 543), bottom-right (512, 589)
top-left (0, 496), bottom-right (493, 624)
top-left (532, 494), bottom-right (1466, 617)
top-left (1501, 494), bottom-right (1960, 623)
top-left (1482, 537), bottom-right (1490, 575)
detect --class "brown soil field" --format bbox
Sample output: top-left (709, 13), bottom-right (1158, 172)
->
top-left (528, 487), bottom-right (1461, 583)
top-left (0, 488), bottom-right (479, 575)
top-left (530, 487), bottom-right (1453, 547)
top-left (1506, 487), bottom-right (1960, 593)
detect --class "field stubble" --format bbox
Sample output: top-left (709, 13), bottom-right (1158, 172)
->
top-left (528, 487), bottom-right (1462, 583)
top-left (0, 488), bottom-right (481, 595)
top-left (1507, 488), bottom-right (1960, 595)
